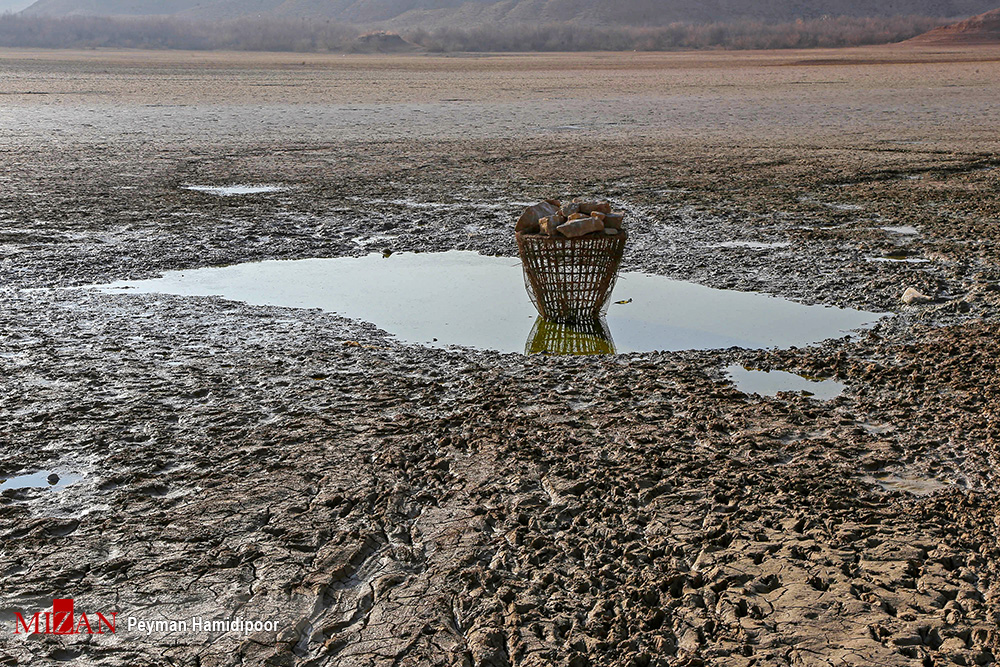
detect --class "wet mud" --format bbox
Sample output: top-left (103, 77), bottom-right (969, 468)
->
top-left (1, 48), bottom-right (1000, 667)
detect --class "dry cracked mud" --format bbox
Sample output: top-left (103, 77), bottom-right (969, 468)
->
top-left (1, 46), bottom-right (999, 667)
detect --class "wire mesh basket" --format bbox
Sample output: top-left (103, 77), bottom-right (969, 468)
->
top-left (516, 231), bottom-right (627, 323)
top-left (525, 316), bottom-right (615, 355)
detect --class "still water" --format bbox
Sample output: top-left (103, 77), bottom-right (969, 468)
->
top-left (95, 251), bottom-right (884, 354)
top-left (0, 471), bottom-right (82, 491)
top-left (725, 365), bottom-right (846, 400)
top-left (182, 184), bottom-right (285, 196)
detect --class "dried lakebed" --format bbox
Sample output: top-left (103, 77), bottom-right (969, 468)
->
top-left (2, 46), bottom-right (1000, 667)
top-left (3, 186), bottom-right (997, 667)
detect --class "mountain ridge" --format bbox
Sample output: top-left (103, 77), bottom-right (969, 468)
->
top-left (20, 0), bottom-right (1000, 28)
top-left (907, 6), bottom-right (1000, 42)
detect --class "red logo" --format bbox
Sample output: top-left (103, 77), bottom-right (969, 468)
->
top-left (14, 599), bottom-right (116, 635)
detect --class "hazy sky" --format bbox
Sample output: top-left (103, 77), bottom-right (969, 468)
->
top-left (0, 0), bottom-right (34, 11)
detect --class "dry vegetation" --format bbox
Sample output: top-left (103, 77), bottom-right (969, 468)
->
top-left (0, 13), bottom-right (949, 52)
top-left (407, 16), bottom-right (949, 51)
top-left (0, 15), bottom-right (361, 52)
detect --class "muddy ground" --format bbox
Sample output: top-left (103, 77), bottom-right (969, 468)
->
top-left (1, 46), bottom-right (999, 666)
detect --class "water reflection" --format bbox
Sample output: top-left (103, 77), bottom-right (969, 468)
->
top-left (526, 317), bottom-right (615, 356)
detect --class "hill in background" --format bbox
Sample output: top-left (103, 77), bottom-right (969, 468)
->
top-left (7, 0), bottom-right (1000, 52)
top-left (19, 0), bottom-right (1000, 28)
top-left (0, 0), bottom-right (34, 11)
top-left (907, 6), bottom-right (1000, 42)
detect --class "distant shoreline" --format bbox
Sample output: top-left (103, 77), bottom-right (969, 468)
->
top-left (0, 14), bottom-right (963, 54)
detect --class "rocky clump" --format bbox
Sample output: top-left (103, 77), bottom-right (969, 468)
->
top-left (902, 286), bottom-right (933, 305)
top-left (516, 198), bottom-right (626, 239)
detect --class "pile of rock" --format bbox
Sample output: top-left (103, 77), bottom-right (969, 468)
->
top-left (515, 199), bottom-right (625, 239)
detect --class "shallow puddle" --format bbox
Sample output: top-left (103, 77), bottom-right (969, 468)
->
top-left (0, 471), bottom-right (82, 491)
top-left (710, 241), bottom-right (791, 250)
top-left (867, 257), bottom-right (929, 264)
top-left (183, 184), bottom-right (285, 196)
top-left (881, 226), bottom-right (919, 236)
top-left (725, 365), bottom-right (845, 400)
top-left (869, 473), bottom-right (952, 496)
top-left (94, 251), bottom-right (884, 354)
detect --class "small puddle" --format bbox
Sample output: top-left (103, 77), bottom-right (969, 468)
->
top-left (710, 241), bottom-right (791, 250)
top-left (0, 471), bottom-right (82, 492)
top-left (881, 226), bottom-right (919, 236)
top-left (350, 197), bottom-right (534, 211)
top-left (182, 184), bottom-right (285, 196)
top-left (866, 254), bottom-right (929, 264)
top-left (92, 251), bottom-right (885, 355)
top-left (725, 365), bottom-right (845, 400)
top-left (868, 473), bottom-right (952, 496)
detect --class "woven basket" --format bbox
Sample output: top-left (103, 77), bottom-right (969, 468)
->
top-left (516, 231), bottom-right (627, 323)
top-left (525, 317), bottom-right (615, 356)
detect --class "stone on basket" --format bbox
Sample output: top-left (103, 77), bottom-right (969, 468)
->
top-left (557, 216), bottom-right (603, 238)
top-left (515, 200), bottom-right (561, 234)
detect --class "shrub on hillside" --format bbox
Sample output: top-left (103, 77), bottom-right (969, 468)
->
top-left (0, 13), bottom-right (947, 52)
